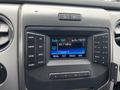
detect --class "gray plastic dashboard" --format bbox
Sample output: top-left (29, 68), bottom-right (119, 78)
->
top-left (0, 1), bottom-right (120, 90)
top-left (1, 0), bottom-right (120, 10)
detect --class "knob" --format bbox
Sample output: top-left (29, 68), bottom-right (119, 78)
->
top-left (0, 63), bottom-right (7, 84)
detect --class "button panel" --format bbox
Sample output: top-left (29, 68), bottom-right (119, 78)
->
top-left (26, 32), bottom-right (45, 69)
top-left (93, 34), bottom-right (109, 65)
top-left (49, 71), bottom-right (90, 80)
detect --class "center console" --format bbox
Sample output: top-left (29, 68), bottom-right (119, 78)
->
top-left (1, 1), bottom-right (120, 90)
top-left (24, 27), bottom-right (110, 90)
top-left (19, 4), bottom-right (111, 90)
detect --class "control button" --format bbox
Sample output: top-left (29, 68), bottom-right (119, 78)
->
top-left (36, 49), bottom-right (44, 59)
top-left (27, 33), bottom-right (35, 45)
top-left (36, 44), bottom-right (44, 52)
top-left (36, 35), bottom-right (44, 43)
top-left (95, 51), bottom-right (101, 54)
top-left (38, 53), bottom-right (44, 57)
top-left (102, 46), bottom-right (108, 49)
top-left (38, 45), bottom-right (43, 49)
top-left (37, 61), bottom-right (44, 65)
top-left (28, 54), bottom-right (35, 58)
top-left (36, 53), bottom-right (44, 62)
top-left (69, 54), bottom-right (76, 58)
top-left (102, 51), bottom-right (108, 54)
top-left (102, 41), bottom-right (108, 44)
top-left (27, 45), bottom-right (35, 49)
top-left (94, 55), bottom-right (100, 59)
top-left (52, 55), bottom-right (59, 58)
top-left (27, 63), bottom-right (35, 67)
top-left (94, 46), bottom-right (100, 49)
top-left (61, 55), bottom-right (67, 58)
top-left (27, 53), bottom-right (35, 62)
top-left (102, 56), bottom-right (105, 60)
top-left (27, 35), bottom-right (35, 39)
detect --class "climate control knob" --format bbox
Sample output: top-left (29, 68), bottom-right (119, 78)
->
top-left (0, 63), bottom-right (7, 84)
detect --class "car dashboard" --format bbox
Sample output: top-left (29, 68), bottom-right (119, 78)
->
top-left (0, 0), bottom-right (119, 90)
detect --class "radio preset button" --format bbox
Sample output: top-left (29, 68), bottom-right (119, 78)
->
top-left (28, 54), bottom-right (35, 58)
top-left (38, 45), bottom-right (43, 48)
top-left (36, 35), bottom-right (44, 43)
top-left (27, 33), bottom-right (35, 45)
top-left (94, 55), bottom-right (100, 59)
top-left (27, 45), bottom-right (35, 49)
top-left (27, 63), bottom-right (35, 67)
top-left (37, 61), bottom-right (44, 64)
top-left (38, 53), bottom-right (44, 56)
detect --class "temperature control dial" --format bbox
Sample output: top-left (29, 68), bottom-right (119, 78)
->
top-left (0, 63), bottom-right (7, 84)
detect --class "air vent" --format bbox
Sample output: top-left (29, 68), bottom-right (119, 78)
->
top-left (0, 15), bottom-right (13, 51)
top-left (115, 21), bottom-right (120, 46)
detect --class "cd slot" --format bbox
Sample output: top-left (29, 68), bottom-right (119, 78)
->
top-left (49, 71), bottom-right (91, 80)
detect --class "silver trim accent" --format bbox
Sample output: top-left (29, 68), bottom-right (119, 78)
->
top-left (108, 11), bottom-right (120, 82)
top-left (0, 4), bottom-right (20, 90)
top-left (49, 71), bottom-right (90, 75)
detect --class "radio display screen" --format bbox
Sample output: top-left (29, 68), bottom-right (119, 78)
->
top-left (50, 36), bottom-right (87, 58)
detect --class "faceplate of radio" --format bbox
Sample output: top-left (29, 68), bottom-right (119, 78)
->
top-left (24, 27), bottom-right (110, 69)
top-left (24, 26), bottom-right (110, 90)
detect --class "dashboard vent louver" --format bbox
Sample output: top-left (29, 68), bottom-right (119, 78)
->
top-left (0, 15), bottom-right (13, 51)
top-left (115, 21), bottom-right (120, 46)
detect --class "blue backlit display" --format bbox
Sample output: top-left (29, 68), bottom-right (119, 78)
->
top-left (50, 37), bottom-right (87, 58)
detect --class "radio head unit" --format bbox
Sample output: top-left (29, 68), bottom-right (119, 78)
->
top-left (24, 26), bottom-right (110, 90)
